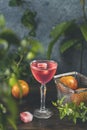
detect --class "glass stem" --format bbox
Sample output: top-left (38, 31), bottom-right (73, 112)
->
top-left (40, 84), bottom-right (46, 111)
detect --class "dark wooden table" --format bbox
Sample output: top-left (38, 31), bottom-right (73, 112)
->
top-left (10, 81), bottom-right (87, 130)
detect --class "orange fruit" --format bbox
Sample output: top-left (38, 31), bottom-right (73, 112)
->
top-left (11, 80), bottom-right (29, 98)
top-left (70, 90), bottom-right (87, 105)
top-left (70, 93), bottom-right (81, 105)
top-left (60, 76), bottom-right (78, 90)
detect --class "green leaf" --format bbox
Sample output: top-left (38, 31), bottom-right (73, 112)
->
top-left (47, 36), bottom-right (59, 59)
top-left (24, 38), bottom-right (44, 53)
top-left (21, 9), bottom-right (37, 36)
top-left (8, 73), bottom-right (17, 87)
top-left (0, 39), bottom-right (8, 57)
top-left (30, 39), bottom-right (44, 53)
top-left (0, 14), bottom-right (5, 28)
top-left (0, 85), bottom-right (18, 130)
top-left (0, 29), bottom-right (20, 45)
top-left (26, 51), bottom-right (36, 60)
top-left (0, 39), bottom-right (8, 50)
top-left (53, 97), bottom-right (87, 124)
top-left (7, 118), bottom-right (17, 130)
top-left (21, 38), bottom-right (44, 59)
top-left (60, 39), bottom-right (79, 53)
top-left (80, 24), bottom-right (87, 42)
top-left (50, 21), bottom-right (74, 39)
top-left (47, 21), bottom-right (74, 59)
top-left (9, 0), bottom-right (24, 6)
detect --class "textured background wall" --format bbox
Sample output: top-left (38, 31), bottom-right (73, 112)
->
top-left (0, 0), bottom-right (87, 75)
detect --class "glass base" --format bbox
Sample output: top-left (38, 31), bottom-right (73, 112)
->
top-left (34, 108), bottom-right (53, 119)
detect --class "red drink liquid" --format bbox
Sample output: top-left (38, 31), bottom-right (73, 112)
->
top-left (30, 60), bottom-right (57, 84)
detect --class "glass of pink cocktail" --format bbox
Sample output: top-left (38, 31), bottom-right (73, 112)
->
top-left (30, 60), bottom-right (58, 119)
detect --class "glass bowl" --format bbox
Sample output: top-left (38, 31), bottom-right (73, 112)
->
top-left (54, 71), bottom-right (87, 103)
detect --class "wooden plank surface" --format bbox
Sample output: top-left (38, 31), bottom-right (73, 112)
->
top-left (9, 81), bottom-right (87, 130)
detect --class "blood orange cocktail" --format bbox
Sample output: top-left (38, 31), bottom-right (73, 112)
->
top-left (30, 60), bottom-right (58, 119)
top-left (30, 60), bottom-right (57, 84)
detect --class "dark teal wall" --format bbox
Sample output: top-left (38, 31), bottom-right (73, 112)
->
top-left (0, 0), bottom-right (87, 75)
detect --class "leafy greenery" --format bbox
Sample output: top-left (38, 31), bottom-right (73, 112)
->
top-left (47, 0), bottom-right (87, 58)
top-left (9, 0), bottom-right (24, 6)
top-left (0, 13), bottom-right (44, 81)
top-left (47, 0), bottom-right (87, 73)
top-left (0, 29), bottom-right (20, 45)
top-left (53, 97), bottom-right (87, 124)
top-left (47, 20), bottom-right (76, 58)
top-left (47, 19), bottom-right (86, 59)
top-left (0, 13), bottom-right (44, 129)
top-left (9, 0), bottom-right (37, 37)
top-left (0, 82), bottom-right (18, 130)
top-left (21, 9), bottom-right (37, 36)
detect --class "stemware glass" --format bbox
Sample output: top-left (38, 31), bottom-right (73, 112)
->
top-left (30, 60), bottom-right (58, 119)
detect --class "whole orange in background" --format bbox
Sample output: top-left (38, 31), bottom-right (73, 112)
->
top-left (60, 76), bottom-right (78, 90)
top-left (11, 80), bottom-right (29, 98)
